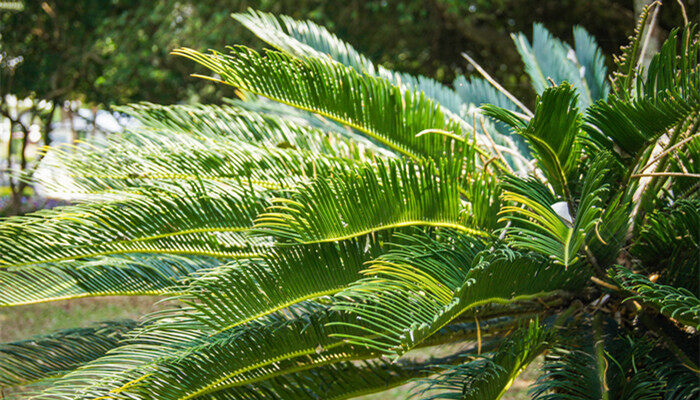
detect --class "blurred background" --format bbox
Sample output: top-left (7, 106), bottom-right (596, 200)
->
top-left (0, 1), bottom-right (696, 396)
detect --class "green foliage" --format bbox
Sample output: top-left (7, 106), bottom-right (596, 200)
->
top-left (0, 320), bottom-right (136, 387)
top-left (613, 266), bottom-right (700, 328)
top-left (512, 23), bottom-right (609, 109)
top-left (1, 8), bottom-right (698, 400)
top-left (418, 320), bottom-right (553, 399)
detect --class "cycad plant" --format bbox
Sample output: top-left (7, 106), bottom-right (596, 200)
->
top-left (1, 4), bottom-right (698, 399)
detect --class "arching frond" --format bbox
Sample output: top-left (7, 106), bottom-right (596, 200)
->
top-left (0, 320), bottom-right (137, 388)
top-left (586, 25), bottom-right (699, 160)
top-left (254, 160), bottom-right (483, 244)
top-left (584, 96), bottom-right (699, 161)
top-left (199, 357), bottom-right (438, 400)
top-left (119, 103), bottom-right (375, 158)
top-left (180, 237), bottom-right (387, 332)
top-left (0, 255), bottom-right (215, 306)
top-left (96, 307), bottom-right (375, 400)
top-left (0, 182), bottom-right (265, 268)
top-left (500, 152), bottom-right (610, 268)
top-left (613, 266), bottom-right (700, 328)
top-left (233, 9), bottom-right (377, 75)
top-left (415, 319), bottom-right (552, 400)
top-left (532, 316), bottom-right (699, 400)
top-left (529, 326), bottom-right (603, 400)
top-left (632, 199), bottom-right (699, 293)
top-left (232, 9), bottom-right (466, 117)
top-left (332, 232), bottom-right (584, 356)
top-left (512, 23), bottom-right (609, 109)
top-left (173, 46), bottom-right (469, 161)
top-left (45, 130), bottom-right (360, 195)
top-left (484, 84), bottom-right (582, 198)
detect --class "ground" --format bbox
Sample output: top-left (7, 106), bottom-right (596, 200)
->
top-left (1, 298), bottom-right (538, 399)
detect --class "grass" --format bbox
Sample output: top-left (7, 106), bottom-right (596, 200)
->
top-left (1, 298), bottom-right (539, 399)
top-left (0, 297), bottom-right (163, 343)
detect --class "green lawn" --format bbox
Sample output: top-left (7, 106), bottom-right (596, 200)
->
top-left (2, 298), bottom-right (538, 399)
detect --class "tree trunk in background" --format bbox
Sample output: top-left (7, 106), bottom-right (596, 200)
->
top-left (2, 101), bottom-right (57, 216)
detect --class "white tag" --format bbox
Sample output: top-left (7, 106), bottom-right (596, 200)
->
top-left (551, 201), bottom-right (573, 224)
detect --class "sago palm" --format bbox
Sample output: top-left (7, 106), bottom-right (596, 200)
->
top-left (1, 4), bottom-right (698, 399)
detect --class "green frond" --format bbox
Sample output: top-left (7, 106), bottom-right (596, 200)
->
top-left (0, 320), bottom-right (137, 388)
top-left (530, 326), bottom-right (602, 400)
top-left (533, 316), bottom-right (699, 400)
top-left (589, 24), bottom-right (699, 161)
top-left (0, 255), bottom-right (215, 306)
top-left (584, 95), bottom-right (699, 161)
top-left (0, 182), bottom-right (265, 268)
top-left (523, 84), bottom-right (582, 196)
top-left (254, 160), bottom-right (484, 244)
top-left (44, 129), bottom-right (360, 195)
top-left (30, 320), bottom-right (213, 399)
top-left (332, 232), bottom-right (584, 356)
top-left (119, 102), bottom-right (377, 158)
top-left (415, 319), bottom-right (552, 400)
top-left (639, 25), bottom-right (698, 100)
top-left (233, 9), bottom-right (376, 75)
top-left (173, 46), bottom-right (469, 161)
top-left (41, 102), bottom-right (382, 197)
top-left (180, 238), bottom-right (387, 332)
top-left (199, 357), bottom-right (436, 400)
top-left (613, 266), bottom-right (700, 328)
top-left (484, 84), bottom-right (583, 198)
top-left (632, 199), bottom-right (699, 293)
top-left (232, 10), bottom-right (466, 118)
top-left (500, 153), bottom-right (610, 268)
top-left (108, 307), bottom-right (375, 400)
top-left (610, 2), bottom-right (657, 95)
top-left (512, 23), bottom-right (608, 109)
top-left (584, 193), bottom-right (631, 267)
top-left (462, 169), bottom-right (503, 231)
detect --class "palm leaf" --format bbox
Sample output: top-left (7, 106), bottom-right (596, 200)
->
top-left (484, 84), bottom-right (582, 198)
top-left (45, 131), bottom-right (360, 195)
top-left (332, 231), bottom-right (584, 356)
top-left (98, 307), bottom-right (375, 400)
top-left (0, 321), bottom-right (137, 387)
top-left (613, 266), bottom-right (700, 328)
top-left (119, 103), bottom-right (376, 157)
top-left (0, 182), bottom-right (265, 268)
top-left (179, 237), bottom-right (387, 332)
top-left (416, 319), bottom-right (552, 400)
top-left (198, 358), bottom-right (439, 400)
top-left (173, 46), bottom-right (469, 161)
top-left (254, 159), bottom-right (484, 244)
top-left (500, 151), bottom-right (612, 268)
top-left (232, 9), bottom-right (466, 117)
top-left (0, 255), bottom-right (214, 306)
top-left (587, 24), bottom-right (699, 161)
